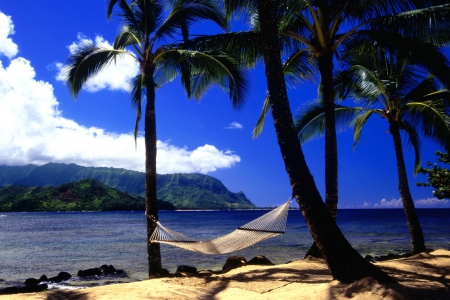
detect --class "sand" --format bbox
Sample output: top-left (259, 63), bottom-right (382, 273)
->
top-left (1, 249), bottom-right (449, 300)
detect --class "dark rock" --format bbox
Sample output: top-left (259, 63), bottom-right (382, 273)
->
top-left (100, 265), bottom-right (116, 275)
top-left (115, 269), bottom-right (128, 277)
top-left (364, 255), bottom-right (373, 262)
top-left (58, 272), bottom-right (72, 281)
top-left (222, 256), bottom-right (247, 272)
top-left (176, 265), bottom-right (197, 274)
top-left (19, 283), bottom-right (48, 293)
top-left (24, 278), bottom-right (40, 286)
top-left (247, 255), bottom-right (274, 266)
top-left (0, 286), bottom-right (19, 295)
top-left (78, 267), bottom-right (102, 277)
top-left (39, 275), bottom-right (48, 282)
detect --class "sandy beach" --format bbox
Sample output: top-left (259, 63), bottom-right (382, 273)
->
top-left (1, 249), bottom-right (449, 300)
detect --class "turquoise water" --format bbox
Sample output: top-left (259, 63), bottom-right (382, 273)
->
top-left (0, 209), bottom-right (449, 288)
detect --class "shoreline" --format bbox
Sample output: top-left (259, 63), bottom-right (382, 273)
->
top-left (1, 249), bottom-right (449, 299)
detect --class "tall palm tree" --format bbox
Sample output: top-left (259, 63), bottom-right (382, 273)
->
top-left (296, 50), bottom-right (450, 253)
top-left (242, 0), bottom-right (450, 257)
top-left (64, 0), bottom-right (248, 277)
top-left (194, 0), bottom-right (450, 230)
top-left (252, 0), bottom-right (392, 283)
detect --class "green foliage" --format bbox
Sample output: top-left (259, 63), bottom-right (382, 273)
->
top-left (416, 151), bottom-right (450, 199)
top-left (0, 163), bottom-right (256, 210)
top-left (0, 178), bottom-right (176, 212)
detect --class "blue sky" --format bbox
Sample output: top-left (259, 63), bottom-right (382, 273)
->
top-left (0, 1), bottom-right (449, 209)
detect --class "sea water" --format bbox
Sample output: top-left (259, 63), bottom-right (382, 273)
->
top-left (0, 209), bottom-right (449, 289)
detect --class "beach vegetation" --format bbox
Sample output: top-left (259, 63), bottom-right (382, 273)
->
top-left (186, 0), bottom-right (450, 259)
top-left (296, 49), bottom-right (450, 253)
top-left (417, 151), bottom-right (450, 199)
top-left (63, 0), bottom-right (248, 276)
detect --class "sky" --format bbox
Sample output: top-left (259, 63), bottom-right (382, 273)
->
top-left (0, 1), bottom-right (449, 209)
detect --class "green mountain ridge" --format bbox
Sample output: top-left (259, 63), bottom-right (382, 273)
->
top-left (0, 163), bottom-right (256, 210)
top-left (0, 178), bottom-right (175, 212)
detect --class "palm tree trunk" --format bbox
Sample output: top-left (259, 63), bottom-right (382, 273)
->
top-left (256, 0), bottom-right (392, 283)
top-left (144, 65), bottom-right (162, 277)
top-left (390, 122), bottom-right (426, 253)
top-left (304, 53), bottom-right (340, 258)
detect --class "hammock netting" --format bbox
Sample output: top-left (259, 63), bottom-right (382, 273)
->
top-left (149, 200), bottom-right (291, 254)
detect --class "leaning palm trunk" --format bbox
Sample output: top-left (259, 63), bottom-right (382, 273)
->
top-left (256, 0), bottom-right (391, 283)
top-left (390, 122), bottom-right (426, 253)
top-left (144, 64), bottom-right (162, 276)
top-left (304, 53), bottom-right (340, 258)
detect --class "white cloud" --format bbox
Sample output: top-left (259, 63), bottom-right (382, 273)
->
top-left (373, 198), bottom-right (403, 208)
top-left (371, 197), bottom-right (450, 208)
top-left (225, 122), bottom-right (243, 130)
top-left (0, 12), bottom-right (18, 59)
top-left (56, 34), bottom-right (139, 92)
top-left (414, 198), bottom-right (450, 208)
top-left (0, 17), bottom-right (240, 174)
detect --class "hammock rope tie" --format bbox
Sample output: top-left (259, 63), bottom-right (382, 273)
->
top-left (149, 199), bottom-right (291, 255)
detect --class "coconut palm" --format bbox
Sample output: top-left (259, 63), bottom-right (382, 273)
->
top-left (236, 0), bottom-right (450, 257)
top-left (247, 0), bottom-right (393, 283)
top-left (296, 49), bottom-right (450, 253)
top-left (64, 0), bottom-right (248, 276)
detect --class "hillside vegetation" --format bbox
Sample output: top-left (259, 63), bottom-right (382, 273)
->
top-left (0, 178), bottom-right (175, 212)
top-left (0, 163), bottom-right (256, 210)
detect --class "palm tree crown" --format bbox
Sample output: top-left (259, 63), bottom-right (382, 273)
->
top-left (64, 0), bottom-right (248, 276)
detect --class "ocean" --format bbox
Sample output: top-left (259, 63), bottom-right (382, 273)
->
top-left (1, 208), bottom-right (449, 289)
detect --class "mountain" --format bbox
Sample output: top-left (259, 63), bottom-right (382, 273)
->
top-left (0, 178), bottom-right (175, 212)
top-left (0, 163), bottom-right (256, 209)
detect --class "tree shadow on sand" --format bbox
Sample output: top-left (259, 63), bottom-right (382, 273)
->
top-left (45, 290), bottom-right (89, 300)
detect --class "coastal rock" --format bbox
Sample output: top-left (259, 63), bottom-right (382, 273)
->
top-left (222, 256), bottom-right (247, 273)
top-left (24, 278), bottom-right (40, 286)
top-left (48, 272), bottom-right (72, 283)
top-left (176, 265), bottom-right (197, 274)
top-left (100, 265), bottom-right (116, 275)
top-left (78, 267), bottom-right (102, 277)
top-left (78, 265), bottom-right (128, 278)
top-left (0, 283), bottom-right (48, 295)
top-left (247, 255), bottom-right (274, 266)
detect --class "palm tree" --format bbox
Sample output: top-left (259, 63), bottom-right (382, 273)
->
top-left (244, 0), bottom-right (450, 257)
top-left (296, 50), bottom-right (450, 253)
top-left (252, 0), bottom-right (392, 283)
top-left (195, 0), bottom-right (450, 228)
top-left (64, 0), bottom-right (248, 277)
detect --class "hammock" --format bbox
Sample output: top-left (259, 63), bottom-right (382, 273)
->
top-left (149, 200), bottom-right (291, 254)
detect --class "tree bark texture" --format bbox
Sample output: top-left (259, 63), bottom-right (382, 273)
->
top-left (256, 0), bottom-right (392, 283)
top-left (390, 121), bottom-right (426, 253)
top-left (318, 54), bottom-right (339, 221)
top-left (145, 65), bottom-right (162, 276)
top-left (304, 54), bottom-right (340, 259)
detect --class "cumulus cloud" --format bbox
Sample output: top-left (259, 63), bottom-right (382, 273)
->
top-left (55, 34), bottom-right (139, 92)
top-left (0, 13), bottom-right (240, 174)
top-left (371, 197), bottom-right (450, 208)
top-left (225, 122), bottom-right (243, 130)
top-left (0, 12), bottom-right (18, 58)
top-left (373, 198), bottom-right (403, 208)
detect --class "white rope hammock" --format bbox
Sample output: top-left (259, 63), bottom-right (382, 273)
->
top-left (149, 200), bottom-right (291, 254)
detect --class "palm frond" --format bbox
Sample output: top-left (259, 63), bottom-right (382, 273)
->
top-left (65, 42), bottom-right (135, 97)
top-left (182, 31), bottom-right (263, 67)
top-left (398, 120), bottom-right (422, 174)
top-left (353, 110), bottom-right (376, 148)
top-left (402, 100), bottom-right (450, 149)
top-left (129, 73), bottom-right (146, 144)
top-left (283, 49), bottom-right (316, 88)
top-left (252, 95), bottom-right (271, 138)
top-left (153, 0), bottom-right (226, 45)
